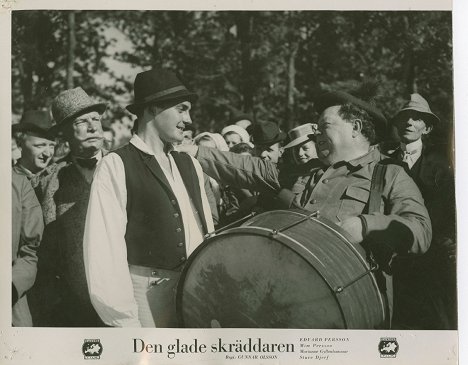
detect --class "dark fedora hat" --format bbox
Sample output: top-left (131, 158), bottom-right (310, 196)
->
top-left (126, 67), bottom-right (198, 115)
top-left (315, 90), bottom-right (387, 142)
top-left (392, 93), bottom-right (440, 127)
top-left (12, 110), bottom-right (55, 141)
top-left (251, 121), bottom-right (286, 146)
top-left (51, 87), bottom-right (107, 132)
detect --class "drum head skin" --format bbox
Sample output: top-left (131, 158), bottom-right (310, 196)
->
top-left (177, 210), bottom-right (385, 329)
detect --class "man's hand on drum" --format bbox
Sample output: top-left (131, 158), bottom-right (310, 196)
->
top-left (338, 217), bottom-right (364, 244)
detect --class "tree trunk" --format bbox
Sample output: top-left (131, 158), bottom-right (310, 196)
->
top-left (286, 42), bottom-right (299, 131)
top-left (403, 15), bottom-right (417, 94)
top-left (66, 11), bottom-right (76, 89)
top-left (236, 12), bottom-right (255, 114)
top-left (19, 59), bottom-right (34, 111)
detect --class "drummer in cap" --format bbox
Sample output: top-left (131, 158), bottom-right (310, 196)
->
top-left (178, 88), bottom-right (432, 328)
top-left (84, 67), bottom-right (214, 327)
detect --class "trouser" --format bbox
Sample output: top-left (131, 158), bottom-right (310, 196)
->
top-left (392, 255), bottom-right (455, 330)
top-left (129, 265), bottom-right (181, 328)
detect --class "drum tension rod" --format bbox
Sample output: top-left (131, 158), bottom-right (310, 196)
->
top-left (334, 261), bottom-right (379, 294)
top-left (204, 212), bottom-right (257, 239)
top-left (270, 211), bottom-right (320, 236)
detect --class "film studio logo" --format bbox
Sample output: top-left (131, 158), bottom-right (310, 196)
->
top-left (378, 337), bottom-right (399, 358)
top-left (82, 339), bottom-right (103, 360)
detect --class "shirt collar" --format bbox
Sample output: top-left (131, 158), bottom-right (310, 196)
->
top-left (130, 134), bottom-right (175, 156)
top-left (400, 138), bottom-right (423, 155)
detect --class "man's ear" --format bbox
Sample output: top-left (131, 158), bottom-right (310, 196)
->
top-left (352, 119), bottom-right (363, 137)
top-left (423, 124), bottom-right (433, 135)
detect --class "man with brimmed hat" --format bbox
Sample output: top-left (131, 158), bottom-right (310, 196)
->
top-left (283, 123), bottom-right (319, 165)
top-left (388, 93), bottom-right (456, 330)
top-left (251, 120), bottom-right (286, 164)
top-left (83, 67), bottom-right (214, 327)
top-left (178, 88), bottom-right (431, 328)
top-left (29, 87), bottom-right (107, 327)
top-left (12, 110), bottom-right (56, 184)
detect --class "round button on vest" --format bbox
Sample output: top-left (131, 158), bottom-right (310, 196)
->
top-left (171, 199), bottom-right (177, 205)
top-left (176, 227), bottom-right (182, 233)
top-left (180, 256), bottom-right (186, 262)
top-left (177, 242), bottom-right (184, 247)
top-left (174, 212), bottom-right (179, 218)
top-left (322, 178), bottom-right (329, 184)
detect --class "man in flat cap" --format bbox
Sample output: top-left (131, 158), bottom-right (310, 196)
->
top-left (12, 110), bottom-right (56, 190)
top-left (30, 87), bottom-right (107, 327)
top-left (179, 90), bottom-right (432, 328)
top-left (84, 67), bottom-right (214, 327)
top-left (389, 93), bottom-right (456, 329)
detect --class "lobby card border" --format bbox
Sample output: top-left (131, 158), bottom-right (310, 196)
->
top-left (1, 1), bottom-right (465, 364)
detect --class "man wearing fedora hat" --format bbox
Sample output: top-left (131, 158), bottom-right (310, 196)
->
top-left (83, 67), bottom-right (214, 327)
top-left (29, 87), bottom-right (107, 327)
top-left (251, 120), bottom-right (286, 164)
top-left (388, 93), bottom-right (456, 330)
top-left (12, 110), bottom-right (57, 186)
top-left (178, 89), bottom-right (432, 328)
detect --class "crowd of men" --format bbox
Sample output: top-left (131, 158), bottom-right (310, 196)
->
top-left (11, 66), bottom-right (456, 330)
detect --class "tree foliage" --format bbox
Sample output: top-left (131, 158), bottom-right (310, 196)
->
top-left (12, 10), bottom-right (452, 144)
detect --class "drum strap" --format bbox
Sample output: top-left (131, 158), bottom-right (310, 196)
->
top-left (367, 162), bottom-right (392, 328)
top-left (367, 162), bottom-right (387, 214)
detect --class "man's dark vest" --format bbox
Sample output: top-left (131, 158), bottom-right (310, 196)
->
top-left (113, 143), bottom-right (208, 270)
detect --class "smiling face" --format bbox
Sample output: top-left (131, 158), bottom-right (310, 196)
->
top-left (294, 140), bottom-right (318, 164)
top-left (150, 101), bottom-right (192, 144)
top-left (255, 143), bottom-right (283, 163)
top-left (315, 105), bottom-right (356, 165)
top-left (18, 134), bottom-right (56, 173)
top-left (395, 111), bottom-right (432, 144)
top-left (224, 132), bottom-right (243, 149)
top-left (62, 110), bottom-right (104, 158)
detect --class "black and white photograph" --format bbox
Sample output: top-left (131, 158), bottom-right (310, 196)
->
top-left (1, 1), bottom-right (464, 364)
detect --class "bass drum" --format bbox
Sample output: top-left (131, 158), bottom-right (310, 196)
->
top-left (176, 209), bottom-right (386, 329)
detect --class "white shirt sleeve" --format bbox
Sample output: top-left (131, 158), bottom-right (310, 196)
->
top-left (83, 153), bottom-right (141, 327)
top-left (190, 155), bottom-right (215, 234)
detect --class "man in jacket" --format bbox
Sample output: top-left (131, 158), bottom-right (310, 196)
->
top-left (389, 93), bottom-right (456, 329)
top-left (83, 67), bottom-right (214, 327)
top-left (178, 90), bottom-right (432, 327)
top-left (30, 87), bottom-right (107, 327)
top-left (12, 171), bottom-right (44, 326)
top-left (12, 111), bottom-right (56, 196)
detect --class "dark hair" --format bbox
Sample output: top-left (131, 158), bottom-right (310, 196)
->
top-left (338, 103), bottom-right (376, 144)
top-left (230, 142), bottom-right (254, 155)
